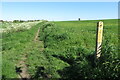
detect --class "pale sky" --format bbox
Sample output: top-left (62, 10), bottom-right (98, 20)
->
top-left (1, 0), bottom-right (119, 21)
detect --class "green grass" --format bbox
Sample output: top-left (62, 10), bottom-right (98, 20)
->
top-left (2, 22), bottom-right (42, 78)
top-left (39, 19), bottom-right (119, 79)
top-left (1, 19), bottom-right (119, 79)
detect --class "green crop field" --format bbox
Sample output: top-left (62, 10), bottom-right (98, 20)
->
top-left (1, 19), bottom-right (119, 79)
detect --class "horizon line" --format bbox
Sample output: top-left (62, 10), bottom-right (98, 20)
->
top-left (0, 18), bottom-right (118, 21)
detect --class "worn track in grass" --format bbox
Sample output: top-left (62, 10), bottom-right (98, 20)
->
top-left (16, 27), bottom-right (43, 79)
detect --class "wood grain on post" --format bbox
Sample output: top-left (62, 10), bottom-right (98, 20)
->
top-left (95, 21), bottom-right (103, 59)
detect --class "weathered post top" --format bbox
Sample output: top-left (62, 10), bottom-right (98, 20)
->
top-left (97, 21), bottom-right (103, 43)
top-left (95, 21), bottom-right (103, 59)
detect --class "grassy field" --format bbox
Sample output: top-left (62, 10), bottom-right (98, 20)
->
top-left (1, 19), bottom-right (119, 79)
top-left (39, 19), bottom-right (119, 79)
top-left (1, 21), bottom-right (43, 78)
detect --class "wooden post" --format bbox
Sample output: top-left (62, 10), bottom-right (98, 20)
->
top-left (95, 21), bottom-right (103, 60)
